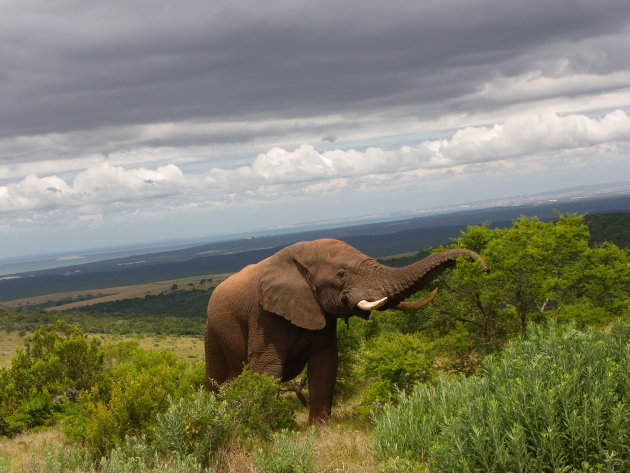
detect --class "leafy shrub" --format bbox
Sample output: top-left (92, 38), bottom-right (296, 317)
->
top-left (3, 395), bottom-right (58, 436)
top-left (77, 343), bottom-right (197, 456)
top-left (0, 322), bottom-right (102, 436)
top-left (374, 322), bottom-right (630, 473)
top-left (13, 439), bottom-right (211, 473)
top-left (374, 375), bottom-right (475, 461)
top-left (153, 389), bottom-right (231, 466)
top-left (4, 322), bottom-right (103, 401)
top-left (219, 366), bottom-right (297, 438)
top-left (253, 428), bottom-right (316, 473)
top-left (422, 214), bottom-right (630, 372)
top-left (99, 436), bottom-right (211, 473)
top-left (356, 332), bottom-right (435, 409)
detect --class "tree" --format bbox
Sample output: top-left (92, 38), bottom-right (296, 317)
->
top-left (414, 213), bottom-right (630, 372)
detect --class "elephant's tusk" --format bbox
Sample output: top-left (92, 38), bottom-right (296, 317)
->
top-left (395, 288), bottom-right (438, 311)
top-left (357, 297), bottom-right (388, 311)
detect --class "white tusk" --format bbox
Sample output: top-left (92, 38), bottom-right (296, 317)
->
top-left (395, 288), bottom-right (438, 311)
top-left (357, 296), bottom-right (388, 311)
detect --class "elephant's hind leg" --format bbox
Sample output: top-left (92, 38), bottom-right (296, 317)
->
top-left (204, 325), bottom-right (230, 391)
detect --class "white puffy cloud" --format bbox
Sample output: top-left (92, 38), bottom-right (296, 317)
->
top-left (424, 109), bottom-right (630, 164)
top-left (73, 162), bottom-right (185, 200)
top-left (208, 109), bottom-right (630, 188)
top-left (1, 110), bottom-right (629, 218)
top-left (0, 162), bottom-right (187, 213)
top-left (0, 174), bottom-right (72, 212)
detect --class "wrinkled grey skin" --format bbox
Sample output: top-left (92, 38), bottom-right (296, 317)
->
top-left (205, 238), bottom-right (486, 422)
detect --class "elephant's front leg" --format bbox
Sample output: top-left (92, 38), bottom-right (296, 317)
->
top-left (307, 337), bottom-right (338, 423)
top-left (248, 312), bottom-right (292, 379)
top-left (248, 344), bottom-right (287, 379)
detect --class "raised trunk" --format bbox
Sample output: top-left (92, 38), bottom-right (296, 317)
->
top-left (376, 248), bottom-right (487, 308)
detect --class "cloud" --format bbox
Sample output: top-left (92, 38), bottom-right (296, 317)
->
top-left (427, 109), bottom-right (630, 164)
top-left (210, 110), bottom-right (630, 189)
top-left (0, 162), bottom-right (186, 213)
top-left (72, 162), bottom-right (185, 200)
top-left (2, 0), bottom-right (629, 141)
top-left (4, 110), bottom-right (627, 218)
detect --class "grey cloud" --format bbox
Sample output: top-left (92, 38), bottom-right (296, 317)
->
top-left (2, 0), bottom-right (629, 141)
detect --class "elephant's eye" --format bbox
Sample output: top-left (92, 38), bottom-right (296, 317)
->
top-left (337, 269), bottom-right (347, 279)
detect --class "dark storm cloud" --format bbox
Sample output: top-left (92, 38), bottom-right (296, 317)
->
top-left (2, 0), bottom-right (629, 141)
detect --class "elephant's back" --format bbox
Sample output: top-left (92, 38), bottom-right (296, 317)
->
top-left (207, 261), bottom-right (265, 321)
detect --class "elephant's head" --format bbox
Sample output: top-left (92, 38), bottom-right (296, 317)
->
top-left (259, 238), bottom-right (487, 330)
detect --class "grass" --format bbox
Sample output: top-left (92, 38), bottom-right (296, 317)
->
top-left (0, 429), bottom-right (65, 473)
top-left (313, 424), bottom-right (377, 473)
top-left (213, 422), bottom-right (376, 473)
top-left (0, 332), bottom-right (26, 368)
top-left (0, 411), bottom-right (376, 473)
top-left (0, 332), bottom-right (204, 368)
top-left (93, 333), bottom-right (205, 361)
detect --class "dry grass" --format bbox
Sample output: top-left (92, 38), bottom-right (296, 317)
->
top-left (0, 332), bottom-right (26, 368)
top-left (0, 332), bottom-right (204, 368)
top-left (216, 439), bottom-right (261, 473)
top-left (213, 423), bottom-right (377, 473)
top-left (0, 428), bottom-right (65, 472)
top-left (314, 418), bottom-right (378, 473)
top-left (93, 333), bottom-right (205, 362)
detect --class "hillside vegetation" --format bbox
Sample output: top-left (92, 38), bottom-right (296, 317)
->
top-left (1, 213), bottom-right (629, 472)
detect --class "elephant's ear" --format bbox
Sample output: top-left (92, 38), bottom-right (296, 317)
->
top-left (259, 246), bottom-right (327, 330)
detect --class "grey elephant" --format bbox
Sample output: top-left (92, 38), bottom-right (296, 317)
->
top-left (205, 238), bottom-right (486, 422)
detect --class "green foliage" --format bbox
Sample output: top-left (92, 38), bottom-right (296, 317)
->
top-left (76, 288), bottom-right (213, 319)
top-left (0, 308), bottom-right (205, 336)
top-left (219, 366), bottom-right (297, 438)
top-left (6, 322), bottom-right (103, 399)
top-left (21, 447), bottom-right (93, 473)
top-left (253, 428), bottom-right (316, 473)
top-left (355, 332), bottom-right (434, 409)
top-left (153, 389), bottom-right (231, 466)
top-left (2, 395), bottom-right (58, 436)
top-left (374, 322), bottom-right (630, 473)
top-left (587, 212), bottom-right (630, 248)
top-left (75, 342), bottom-right (199, 457)
top-left (416, 213), bottom-right (630, 372)
top-left (98, 437), bottom-right (210, 473)
top-left (0, 322), bottom-right (103, 436)
top-left (15, 439), bottom-right (212, 473)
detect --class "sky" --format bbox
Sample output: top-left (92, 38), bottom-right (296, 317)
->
top-left (2, 0), bottom-right (630, 260)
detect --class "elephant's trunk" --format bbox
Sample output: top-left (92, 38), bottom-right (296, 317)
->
top-left (356, 248), bottom-right (487, 312)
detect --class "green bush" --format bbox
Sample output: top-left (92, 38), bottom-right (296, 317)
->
top-left (3, 395), bottom-right (58, 436)
top-left (374, 322), bottom-right (630, 473)
top-left (99, 437), bottom-right (211, 473)
top-left (77, 343), bottom-right (198, 457)
top-left (253, 428), bottom-right (316, 473)
top-left (3, 322), bottom-right (103, 400)
top-left (11, 439), bottom-right (212, 473)
top-left (219, 366), bottom-right (297, 438)
top-left (153, 389), bottom-right (231, 466)
top-left (356, 332), bottom-right (435, 409)
top-left (0, 323), bottom-right (102, 436)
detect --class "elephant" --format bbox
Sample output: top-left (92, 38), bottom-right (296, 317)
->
top-left (204, 238), bottom-right (487, 422)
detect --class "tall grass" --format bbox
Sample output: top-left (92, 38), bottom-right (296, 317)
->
top-left (374, 322), bottom-right (630, 473)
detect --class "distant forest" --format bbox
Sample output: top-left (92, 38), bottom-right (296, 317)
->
top-left (586, 212), bottom-right (630, 248)
top-left (75, 288), bottom-right (213, 320)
